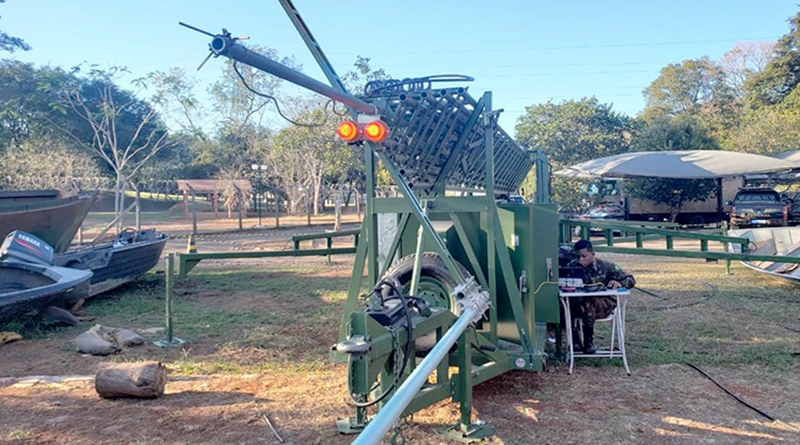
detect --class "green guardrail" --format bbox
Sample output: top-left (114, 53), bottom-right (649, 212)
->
top-left (175, 227), bottom-right (362, 279)
top-left (559, 219), bottom-right (756, 275)
top-left (157, 227), bottom-right (363, 347)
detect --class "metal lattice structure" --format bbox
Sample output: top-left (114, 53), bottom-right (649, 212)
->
top-left (366, 88), bottom-right (533, 194)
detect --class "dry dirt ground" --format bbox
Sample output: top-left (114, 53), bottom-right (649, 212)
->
top-left (1, 224), bottom-right (800, 445)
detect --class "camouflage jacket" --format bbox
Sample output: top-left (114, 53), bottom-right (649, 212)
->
top-left (567, 258), bottom-right (635, 289)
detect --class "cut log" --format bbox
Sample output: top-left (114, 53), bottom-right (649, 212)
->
top-left (95, 361), bottom-right (167, 399)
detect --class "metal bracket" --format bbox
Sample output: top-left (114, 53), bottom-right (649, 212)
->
top-left (452, 278), bottom-right (490, 324)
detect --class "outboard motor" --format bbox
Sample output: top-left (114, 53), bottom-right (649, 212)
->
top-left (0, 230), bottom-right (55, 265)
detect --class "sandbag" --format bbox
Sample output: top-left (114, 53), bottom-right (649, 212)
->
top-left (43, 306), bottom-right (81, 326)
top-left (74, 325), bottom-right (118, 356)
top-left (105, 327), bottom-right (145, 347)
top-left (0, 331), bottom-right (22, 346)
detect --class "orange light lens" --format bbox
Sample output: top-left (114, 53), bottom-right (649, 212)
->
top-left (363, 121), bottom-right (389, 143)
top-left (336, 121), bottom-right (360, 143)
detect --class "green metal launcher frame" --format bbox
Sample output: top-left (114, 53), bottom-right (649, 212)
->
top-left (184, 1), bottom-right (559, 442)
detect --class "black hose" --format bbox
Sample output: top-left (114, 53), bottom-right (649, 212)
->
top-left (348, 279), bottom-right (414, 408)
top-left (684, 362), bottom-right (776, 422)
top-left (633, 287), bottom-right (666, 299)
top-left (631, 282), bottom-right (716, 311)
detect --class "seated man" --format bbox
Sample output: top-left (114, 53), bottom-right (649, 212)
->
top-left (567, 239), bottom-right (635, 354)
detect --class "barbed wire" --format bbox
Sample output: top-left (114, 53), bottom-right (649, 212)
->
top-left (0, 176), bottom-right (179, 197)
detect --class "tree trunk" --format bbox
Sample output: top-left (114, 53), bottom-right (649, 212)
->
top-left (114, 173), bottom-right (122, 235)
top-left (670, 205), bottom-right (681, 223)
top-left (313, 177), bottom-right (322, 216)
top-left (95, 361), bottom-right (167, 399)
top-left (355, 190), bottom-right (361, 222)
top-left (334, 188), bottom-right (342, 232)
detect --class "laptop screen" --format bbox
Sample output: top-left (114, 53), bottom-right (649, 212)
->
top-left (559, 267), bottom-right (585, 281)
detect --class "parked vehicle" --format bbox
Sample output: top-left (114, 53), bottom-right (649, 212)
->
top-left (779, 191), bottom-right (800, 223)
top-left (579, 204), bottom-right (625, 221)
top-left (496, 193), bottom-right (527, 204)
top-left (575, 204), bottom-right (625, 235)
top-left (728, 188), bottom-right (788, 228)
top-left (598, 177), bottom-right (743, 224)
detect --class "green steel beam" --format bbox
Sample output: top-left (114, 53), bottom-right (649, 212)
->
top-left (593, 245), bottom-right (800, 264)
top-left (482, 93), bottom-right (498, 343)
top-left (335, 224), bottom-right (370, 351)
top-left (430, 96), bottom-right (487, 194)
top-left (449, 212), bottom-right (490, 290)
top-left (366, 145), bottom-right (379, 286)
top-left (562, 220), bottom-right (747, 245)
top-left (376, 150), bottom-right (467, 285)
top-left (374, 197), bottom-right (487, 214)
top-left (292, 228), bottom-right (360, 242)
top-left (176, 247), bottom-right (357, 279)
top-left (278, 0), bottom-right (350, 95)
top-left (379, 213), bottom-right (411, 277)
top-left (409, 225), bottom-right (427, 297)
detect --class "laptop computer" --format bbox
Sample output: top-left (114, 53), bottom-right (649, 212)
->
top-left (559, 267), bottom-right (586, 288)
top-left (559, 267), bottom-right (585, 281)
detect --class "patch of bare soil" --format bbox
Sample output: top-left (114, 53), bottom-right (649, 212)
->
top-left (2, 364), bottom-right (798, 445)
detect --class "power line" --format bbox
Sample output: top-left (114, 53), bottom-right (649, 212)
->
top-left (498, 94), bottom-right (641, 101)
top-left (375, 61), bottom-right (667, 69)
top-left (478, 69), bottom-right (656, 78)
top-left (327, 36), bottom-right (779, 55)
top-left (491, 86), bottom-right (643, 91)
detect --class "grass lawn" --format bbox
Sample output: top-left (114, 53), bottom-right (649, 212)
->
top-left (1, 253), bottom-right (798, 445)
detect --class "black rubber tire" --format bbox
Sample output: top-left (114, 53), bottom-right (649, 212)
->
top-left (689, 215), bottom-right (706, 226)
top-left (382, 252), bottom-right (470, 312)
top-left (382, 252), bottom-right (470, 356)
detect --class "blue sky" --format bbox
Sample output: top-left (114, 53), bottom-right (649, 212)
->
top-left (2, 0), bottom-right (798, 131)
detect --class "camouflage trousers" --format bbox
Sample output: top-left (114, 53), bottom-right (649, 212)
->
top-left (569, 296), bottom-right (617, 329)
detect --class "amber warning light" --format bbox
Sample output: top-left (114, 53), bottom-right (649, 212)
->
top-left (336, 120), bottom-right (389, 143)
top-left (363, 121), bottom-right (389, 143)
top-left (336, 121), bottom-right (360, 143)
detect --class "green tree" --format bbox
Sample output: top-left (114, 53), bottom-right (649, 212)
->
top-left (148, 67), bottom-right (206, 139)
top-left (643, 57), bottom-right (732, 119)
top-left (744, 11), bottom-right (800, 108)
top-left (51, 65), bottom-right (175, 230)
top-left (0, 134), bottom-right (103, 192)
top-left (515, 97), bottom-right (631, 211)
top-left (632, 114), bottom-right (717, 152)
top-left (0, 61), bottom-right (82, 152)
top-left (268, 105), bottom-right (356, 216)
top-left (622, 178), bottom-right (717, 222)
top-left (725, 106), bottom-right (800, 155)
top-left (516, 97), bottom-right (632, 167)
top-left (0, 0), bottom-right (29, 53)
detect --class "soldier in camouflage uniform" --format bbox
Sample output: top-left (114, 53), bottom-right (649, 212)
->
top-left (567, 239), bottom-right (635, 354)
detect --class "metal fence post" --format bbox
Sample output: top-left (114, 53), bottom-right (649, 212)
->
top-left (154, 254), bottom-right (185, 348)
top-left (135, 187), bottom-right (141, 231)
top-left (721, 222), bottom-right (731, 275)
top-left (189, 187), bottom-right (198, 235)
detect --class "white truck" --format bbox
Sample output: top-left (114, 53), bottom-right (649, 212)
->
top-left (597, 177), bottom-right (744, 224)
